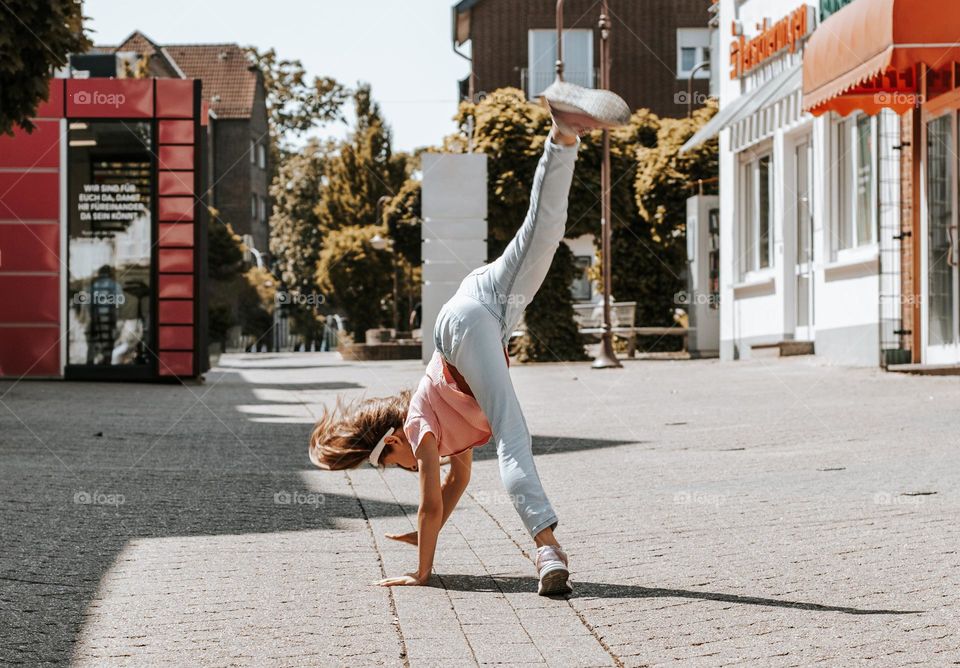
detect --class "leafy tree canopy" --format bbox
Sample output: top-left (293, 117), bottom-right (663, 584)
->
top-left (245, 47), bottom-right (347, 143)
top-left (315, 225), bottom-right (393, 342)
top-left (314, 84), bottom-right (409, 235)
top-left (0, 0), bottom-right (90, 135)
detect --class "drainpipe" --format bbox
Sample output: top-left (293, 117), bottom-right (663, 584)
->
top-left (910, 64), bottom-right (924, 364)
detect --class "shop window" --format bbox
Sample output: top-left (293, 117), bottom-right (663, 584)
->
top-left (67, 121), bottom-right (153, 368)
top-left (834, 114), bottom-right (877, 254)
top-left (527, 29), bottom-right (594, 99)
top-left (677, 28), bottom-right (710, 79)
top-left (737, 153), bottom-right (774, 279)
top-left (926, 114), bottom-right (955, 346)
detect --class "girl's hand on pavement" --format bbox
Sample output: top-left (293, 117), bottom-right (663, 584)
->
top-left (384, 531), bottom-right (418, 546)
top-left (376, 572), bottom-right (427, 587)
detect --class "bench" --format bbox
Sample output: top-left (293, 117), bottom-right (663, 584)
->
top-left (512, 301), bottom-right (692, 357)
top-left (573, 301), bottom-right (640, 357)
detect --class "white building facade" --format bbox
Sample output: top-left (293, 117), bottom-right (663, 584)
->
top-left (688, 0), bottom-right (903, 366)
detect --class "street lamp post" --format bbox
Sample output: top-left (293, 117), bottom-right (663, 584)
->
top-left (554, 0), bottom-right (620, 368)
top-left (687, 61), bottom-right (710, 118)
top-left (592, 0), bottom-right (622, 369)
top-left (555, 0), bottom-right (564, 81)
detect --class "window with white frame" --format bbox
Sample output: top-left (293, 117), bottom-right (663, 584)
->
top-left (249, 138), bottom-right (255, 164)
top-left (251, 194), bottom-right (257, 220)
top-left (527, 29), bottom-right (594, 99)
top-left (738, 153), bottom-right (774, 278)
top-left (259, 195), bottom-right (268, 223)
top-left (677, 28), bottom-right (710, 79)
top-left (257, 142), bottom-right (266, 169)
top-left (834, 113), bottom-right (877, 253)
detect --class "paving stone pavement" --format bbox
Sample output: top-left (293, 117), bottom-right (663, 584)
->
top-left (1, 352), bottom-right (958, 666)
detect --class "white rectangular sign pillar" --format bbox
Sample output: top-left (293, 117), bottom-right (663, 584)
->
top-left (420, 153), bottom-right (488, 363)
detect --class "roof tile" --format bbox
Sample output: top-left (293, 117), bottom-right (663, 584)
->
top-left (94, 31), bottom-right (259, 119)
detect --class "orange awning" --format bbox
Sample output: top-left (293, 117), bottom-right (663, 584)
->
top-left (802, 0), bottom-right (960, 116)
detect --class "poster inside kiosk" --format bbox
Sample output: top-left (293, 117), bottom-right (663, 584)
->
top-left (67, 121), bottom-right (154, 371)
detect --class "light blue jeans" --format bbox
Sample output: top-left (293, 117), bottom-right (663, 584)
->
top-left (433, 137), bottom-right (579, 538)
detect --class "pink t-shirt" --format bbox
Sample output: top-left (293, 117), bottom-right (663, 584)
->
top-left (403, 351), bottom-right (492, 457)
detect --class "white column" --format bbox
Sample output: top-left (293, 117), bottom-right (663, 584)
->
top-left (420, 153), bottom-right (488, 363)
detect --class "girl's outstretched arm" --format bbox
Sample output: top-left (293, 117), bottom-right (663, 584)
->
top-left (385, 448), bottom-right (472, 546)
top-left (378, 433), bottom-right (443, 587)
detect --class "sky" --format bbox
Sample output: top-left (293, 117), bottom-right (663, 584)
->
top-left (82, 0), bottom-right (471, 152)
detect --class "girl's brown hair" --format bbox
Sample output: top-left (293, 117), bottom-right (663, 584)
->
top-left (308, 390), bottom-right (411, 470)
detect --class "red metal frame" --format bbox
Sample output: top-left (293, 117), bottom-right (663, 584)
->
top-left (0, 77), bottom-right (203, 381)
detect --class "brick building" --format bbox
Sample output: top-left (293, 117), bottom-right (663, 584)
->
top-left (88, 32), bottom-right (272, 256)
top-left (452, 0), bottom-right (713, 118)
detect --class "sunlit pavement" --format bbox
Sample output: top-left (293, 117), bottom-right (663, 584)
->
top-left (1, 352), bottom-right (958, 666)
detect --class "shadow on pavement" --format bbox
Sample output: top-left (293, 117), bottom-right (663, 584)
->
top-left (238, 381), bottom-right (365, 390)
top-left (472, 435), bottom-right (645, 461)
top-left (0, 371), bottom-right (413, 665)
top-left (434, 575), bottom-right (923, 615)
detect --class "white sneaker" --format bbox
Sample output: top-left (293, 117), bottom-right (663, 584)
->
top-left (536, 544), bottom-right (572, 596)
top-left (541, 80), bottom-right (631, 134)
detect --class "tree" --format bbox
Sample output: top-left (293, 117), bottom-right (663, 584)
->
top-left (384, 177), bottom-right (423, 329)
top-left (624, 104), bottom-right (718, 331)
top-left (245, 47), bottom-right (347, 144)
top-left (207, 218), bottom-right (277, 349)
top-left (310, 85), bottom-right (410, 340)
top-left (514, 243), bottom-right (586, 362)
top-left (269, 140), bottom-right (328, 292)
top-left (314, 84), bottom-right (409, 235)
top-left (248, 47), bottom-right (347, 345)
top-left (207, 214), bottom-right (245, 281)
top-left (0, 0), bottom-right (90, 135)
top-left (446, 88), bottom-right (717, 359)
top-left (316, 225), bottom-right (393, 342)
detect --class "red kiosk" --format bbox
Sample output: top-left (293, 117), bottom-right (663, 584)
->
top-left (0, 78), bottom-right (207, 381)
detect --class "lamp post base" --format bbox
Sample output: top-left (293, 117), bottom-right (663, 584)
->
top-left (591, 332), bottom-right (622, 369)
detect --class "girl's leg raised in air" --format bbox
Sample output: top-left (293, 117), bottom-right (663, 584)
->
top-left (462, 131), bottom-right (580, 342)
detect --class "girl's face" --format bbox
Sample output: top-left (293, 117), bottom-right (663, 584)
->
top-left (380, 428), bottom-right (418, 471)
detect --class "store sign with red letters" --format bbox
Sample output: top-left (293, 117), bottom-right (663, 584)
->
top-left (730, 5), bottom-right (815, 79)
